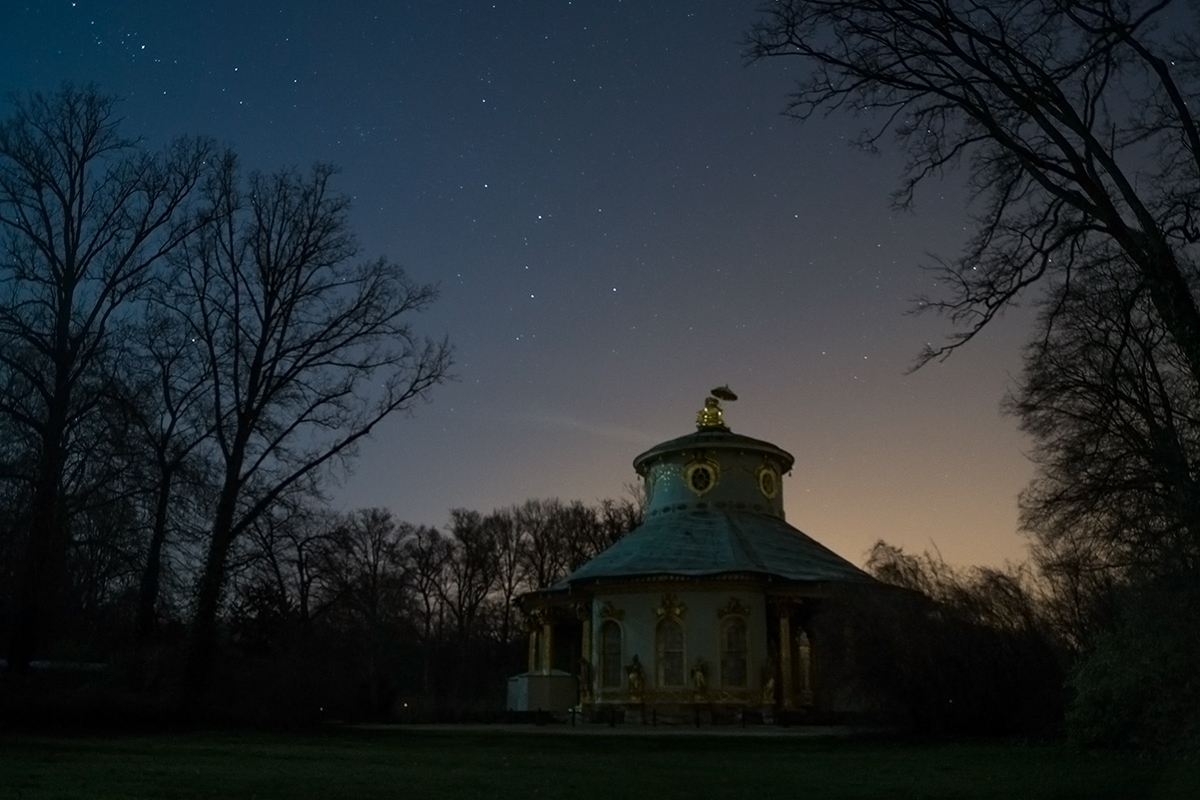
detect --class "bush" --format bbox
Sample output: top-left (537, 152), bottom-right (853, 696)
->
top-left (1068, 577), bottom-right (1200, 751)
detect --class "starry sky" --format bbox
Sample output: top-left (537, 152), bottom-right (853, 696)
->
top-left (4, 1), bottom-right (1038, 569)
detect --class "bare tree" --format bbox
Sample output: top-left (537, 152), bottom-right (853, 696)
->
top-left (238, 502), bottom-right (339, 629)
top-left (0, 86), bottom-right (209, 672)
top-left (401, 524), bottom-right (452, 645)
top-left (598, 495), bottom-right (642, 547)
top-left (172, 153), bottom-right (452, 701)
top-left (321, 508), bottom-right (410, 713)
top-left (399, 523), bottom-right (452, 700)
top-left (515, 498), bottom-right (571, 588)
top-left (125, 309), bottom-right (215, 645)
top-left (862, 540), bottom-right (1063, 734)
top-left (440, 509), bottom-right (499, 645)
top-left (747, 1), bottom-right (1200, 380)
top-left (484, 508), bottom-right (527, 647)
top-left (322, 509), bottom-right (409, 630)
top-left (1007, 256), bottom-right (1200, 644)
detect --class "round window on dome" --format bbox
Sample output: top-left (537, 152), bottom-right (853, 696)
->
top-left (683, 459), bottom-right (719, 496)
top-left (757, 464), bottom-right (779, 499)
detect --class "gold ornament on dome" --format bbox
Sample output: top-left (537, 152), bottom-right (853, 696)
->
top-left (757, 463), bottom-right (779, 500)
top-left (695, 385), bottom-right (736, 430)
top-left (599, 600), bottom-right (625, 620)
top-left (717, 596), bottom-right (751, 619)
top-left (696, 397), bottom-right (725, 429)
top-left (654, 592), bottom-right (688, 621)
top-left (683, 457), bottom-right (720, 496)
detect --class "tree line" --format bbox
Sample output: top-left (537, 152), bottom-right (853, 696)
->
top-left (182, 497), bottom-right (639, 720)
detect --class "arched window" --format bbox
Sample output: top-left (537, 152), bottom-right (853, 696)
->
top-left (720, 616), bottom-right (748, 687)
top-left (656, 619), bottom-right (684, 686)
top-left (600, 620), bottom-right (622, 688)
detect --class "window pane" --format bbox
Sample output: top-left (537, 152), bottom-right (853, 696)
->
top-left (721, 617), bottom-right (747, 687)
top-left (661, 651), bottom-right (684, 686)
top-left (657, 620), bottom-right (684, 686)
top-left (601, 621), bottom-right (622, 688)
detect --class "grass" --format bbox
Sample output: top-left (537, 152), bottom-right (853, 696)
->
top-left (1, 727), bottom-right (1197, 799)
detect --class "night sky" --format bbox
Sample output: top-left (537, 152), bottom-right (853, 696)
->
top-left (4, 1), bottom-right (1037, 569)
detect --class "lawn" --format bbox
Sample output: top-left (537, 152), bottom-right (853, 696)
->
top-left (1, 727), bottom-right (1196, 799)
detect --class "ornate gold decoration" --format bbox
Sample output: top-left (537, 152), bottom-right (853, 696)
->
top-left (683, 457), bottom-right (720, 496)
top-left (779, 613), bottom-right (793, 710)
top-left (599, 600), bottom-right (625, 621)
top-left (798, 631), bottom-right (814, 706)
top-left (696, 397), bottom-right (725, 429)
top-left (625, 655), bottom-right (646, 703)
top-left (716, 596), bottom-right (751, 619)
top-left (757, 463), bottom-right (779, 500)
top-left (761, 655), bottom-right (778, 707)
top-left (690, 657), bottom-right (709, 697)
top-left (696, 385), bottom-right (737, 430)
top-left (578, 658), bottom-right (594, 704)
top-left (654, 592), bottom-right (687, 621)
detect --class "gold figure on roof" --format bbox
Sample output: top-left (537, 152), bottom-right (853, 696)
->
top-left (696, 385), bottom-right (736, 430)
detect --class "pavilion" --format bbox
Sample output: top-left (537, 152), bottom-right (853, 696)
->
top-left (508, 390), bottom-right (909, 722)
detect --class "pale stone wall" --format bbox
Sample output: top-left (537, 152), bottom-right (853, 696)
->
top-left (588, 586), bottom-right (768, 705)
top-left (643, 448), bottom-right (787, 519)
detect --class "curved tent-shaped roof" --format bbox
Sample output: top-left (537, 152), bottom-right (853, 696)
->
top-left (554, 508), bottom-right (875, 588)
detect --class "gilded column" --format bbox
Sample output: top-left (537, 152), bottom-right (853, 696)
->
top-left (798, 631), bottom-right (813, 706)
top-left (779, 611), bottom-right (793, 710)
top-left (541, 617), bottom-right (554, 674)
top-left (527, 626), bottom-right (538, 672)
top-left (579, 604), bottom-right (593, 703)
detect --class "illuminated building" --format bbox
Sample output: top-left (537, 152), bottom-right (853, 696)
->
top-left (509, 390), bottom-right (907, 722)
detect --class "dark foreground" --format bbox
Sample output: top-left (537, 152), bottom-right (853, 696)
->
top-left (1, 726), bottom-right (1196, 799)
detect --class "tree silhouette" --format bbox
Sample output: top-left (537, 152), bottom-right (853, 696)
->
top-left (748, 1), bottom-right (1200, 378)
top-left (173, 154), bottom-right (452, 702)
top-left (0, 86), bottom-right (209, 673)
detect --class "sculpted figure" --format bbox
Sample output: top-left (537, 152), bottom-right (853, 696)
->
top-left (626, 655), bottom-right (645, 700)
top-left (762, 656), bottom-right (778, 706)
top-left (690, 657), bottom-right (708, 695)
top-left (578, 658), bottom-right (593, 703)
top-left (696, 396), bottom-right (724, 428)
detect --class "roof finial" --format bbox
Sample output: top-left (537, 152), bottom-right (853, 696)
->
top-left (696, 385), bottom-right (737, 430)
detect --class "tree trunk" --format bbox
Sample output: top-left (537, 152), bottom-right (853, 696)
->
top-left (1141, 243), bottom-right (1200, 395)
top-left (180, 474), bottom-right (241, 707)
top-left (7, 366), bottom-right (71, 676)
top-left (8, 455), bottom-right (68, 675)
top-left (136, 465), bottom-right (176, 644)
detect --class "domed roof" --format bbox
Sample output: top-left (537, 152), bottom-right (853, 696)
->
top-left (548, 391), bottom-right (875, 590)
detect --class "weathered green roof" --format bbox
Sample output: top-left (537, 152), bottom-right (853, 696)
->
top-left (553, 509), bottom-right (876, 588)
